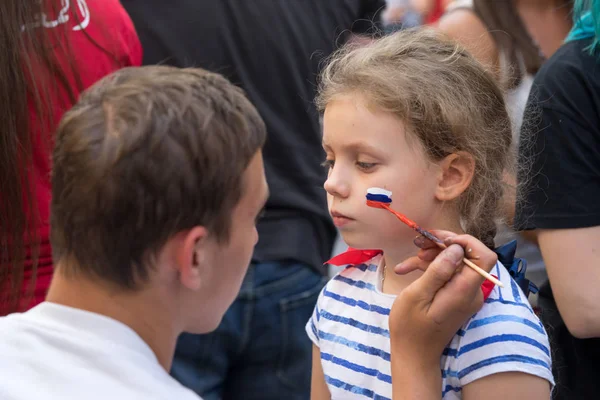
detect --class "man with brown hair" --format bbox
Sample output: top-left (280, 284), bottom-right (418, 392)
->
top-left (0, 65), bottom-right (269, 400)
top-left (122, 2), bottom-right (386, 398)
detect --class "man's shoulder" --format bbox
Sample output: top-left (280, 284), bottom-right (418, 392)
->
top-left (0, 312), bottom-right (31, 341)
top-left (0, 316), bottom-right (202, 399)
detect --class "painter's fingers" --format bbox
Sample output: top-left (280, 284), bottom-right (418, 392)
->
top-left (394, 253), bottom-right (466, 276)
top-left (413, 230), bottom-right (459, 250)
top-left (411, 229), bottom-right (462, 264)
top-left (425, 233), bottom-right (499, 309)
top-left (416, 247), bottom-right (442, 263)
top-left (397, 230), bottom-right (463, 274)
top-left (414, 231), bottom-right (497, 272)
top-left (393, 248), bottom-right (443, 276)
top-left (426, 240), bottom-right (490, 322)
top-left (426, 267), bottom-right (485, 324)
top-left (443, 234), bottom-right (497, 273)
top-left (406, 245), bottom-right (465, 301)
top-left (394, 255), bottom-right (430, 275)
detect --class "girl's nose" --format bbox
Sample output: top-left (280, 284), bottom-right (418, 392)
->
top-left (324, 167), bottom-right (350, 199)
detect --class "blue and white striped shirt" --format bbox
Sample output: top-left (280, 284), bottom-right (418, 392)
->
top-left (306, 255), bottom-right (553, 399)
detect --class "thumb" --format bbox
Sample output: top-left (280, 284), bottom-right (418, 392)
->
top-left (409, 245), bottom-right (465, 300)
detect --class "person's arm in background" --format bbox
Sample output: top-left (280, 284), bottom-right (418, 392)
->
top-left (310, 345), bottom-right (331, 400)
top-left (537, 227), bottom-right (600, 338)
top-left (306, 281), bottom-right (330, 399)
top-left (516, 58), bottom-right (600, 338)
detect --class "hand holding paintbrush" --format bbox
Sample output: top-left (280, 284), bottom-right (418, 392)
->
top-left (366, 187), bottom-right (504, 288)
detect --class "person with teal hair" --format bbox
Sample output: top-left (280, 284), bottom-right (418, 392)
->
top-left (516, 0), bottom-right (600, 398)
top-left (567, 0), bottom-right (600, 50)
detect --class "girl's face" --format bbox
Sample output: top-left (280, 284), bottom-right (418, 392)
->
top-left (323, 94), bottom-right (443, 251)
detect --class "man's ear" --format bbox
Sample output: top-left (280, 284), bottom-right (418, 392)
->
top-left (435, 152), bottom-right (475, 202)
top-left (174, 226), bottom-right (210, 291)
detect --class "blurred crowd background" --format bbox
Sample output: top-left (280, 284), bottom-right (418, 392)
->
top-left (1, 0), bottom-right (598, 399)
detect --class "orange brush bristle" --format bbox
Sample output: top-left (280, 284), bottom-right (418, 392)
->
top-left (366, 199), bottom-right (419, 230)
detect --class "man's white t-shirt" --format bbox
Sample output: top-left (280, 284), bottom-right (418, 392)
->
top-left (0, 302), bottom-right (201, 400)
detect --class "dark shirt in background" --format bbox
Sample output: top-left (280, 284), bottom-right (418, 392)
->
top-left (123, 0), bottom-right (385, 273)
top-left (516, 37), bottom-right (600, 400)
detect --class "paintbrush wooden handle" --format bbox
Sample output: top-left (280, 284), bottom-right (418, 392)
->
top-left (462, 258), bottom-right (504, 288)
top-left (380, 203), bottom-right (503, 288)
top-left (433, 241), bottom-right (504, 288)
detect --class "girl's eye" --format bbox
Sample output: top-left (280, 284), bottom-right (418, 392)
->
top-left (321, 159), bottom-right (335, 169)
top-left (356, 161), bottom-right (377, 171)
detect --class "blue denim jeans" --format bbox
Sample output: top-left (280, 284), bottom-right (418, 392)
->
top-left (171, 261), bottom-right (327, 400)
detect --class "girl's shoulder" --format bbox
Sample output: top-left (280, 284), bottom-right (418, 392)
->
top-left (317, 255), bottom-right (389, 312)
top-left (325, 255), bottom-right (382, 294)
top-left (442, 261), bottom-right (554, 388)
top-left (465, 261), bottom-right (544, 343)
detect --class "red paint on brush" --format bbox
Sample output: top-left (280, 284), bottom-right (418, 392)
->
top-left (366, 200), bottom-right (418, 229)
top-left (366, 199), bottom-right (442, 244)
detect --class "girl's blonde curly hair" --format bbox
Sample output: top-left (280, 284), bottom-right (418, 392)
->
top-left (317, 29), bottom-right (512, 248)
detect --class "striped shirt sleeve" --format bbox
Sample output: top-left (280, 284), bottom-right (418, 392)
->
top-left (444, 264), bottom-right (554, 389)
top-left (306, 285), bottom-right (326, 347)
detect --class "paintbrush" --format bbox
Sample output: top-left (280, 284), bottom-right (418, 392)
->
top-left (366, 187), bottom-right (503, 288)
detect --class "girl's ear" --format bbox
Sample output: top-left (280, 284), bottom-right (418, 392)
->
top-left (435, 152), bottom-right (475, 202)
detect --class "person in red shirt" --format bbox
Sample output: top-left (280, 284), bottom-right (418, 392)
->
top-left (419, 0), bottom-right (450, 24)
top-left (383, 0), bottom-right (449, 28)
top-left (0, 0), bottom-right (142, 316)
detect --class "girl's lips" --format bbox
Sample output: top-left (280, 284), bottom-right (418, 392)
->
top-left (332, 216), bottom-right (354, 227)
top-left (331, 211), bottom-right (355, 227)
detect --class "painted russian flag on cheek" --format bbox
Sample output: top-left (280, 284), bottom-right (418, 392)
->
top-left (365, 187), bottom-right (392, 203)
